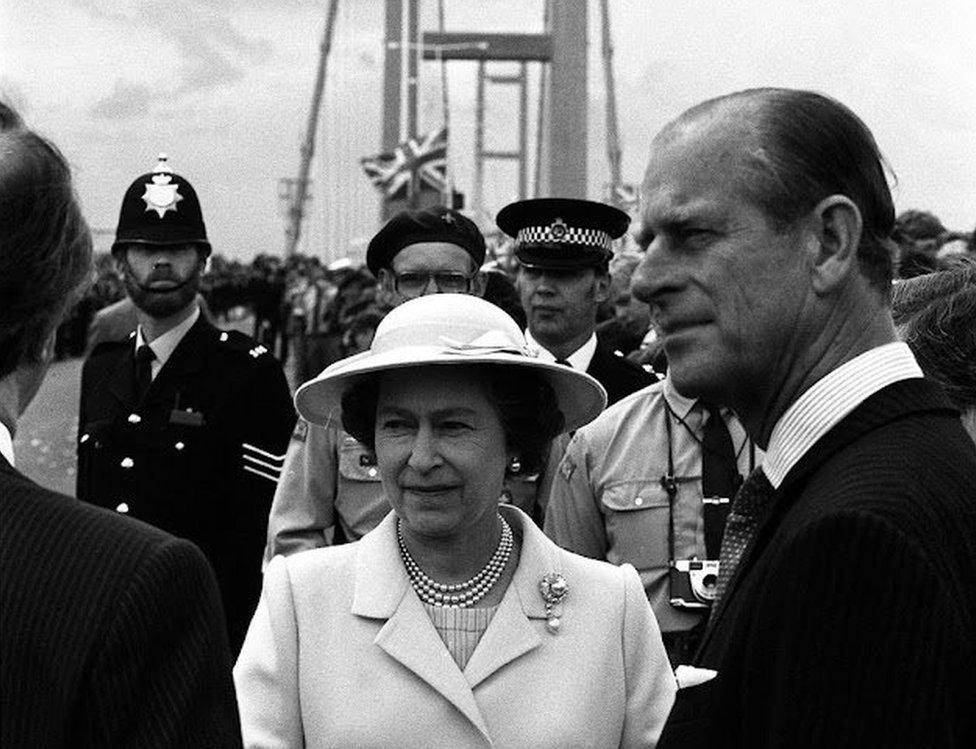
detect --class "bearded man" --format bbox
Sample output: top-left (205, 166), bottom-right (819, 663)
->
top-left (77, 154), bottom-right (295, 655)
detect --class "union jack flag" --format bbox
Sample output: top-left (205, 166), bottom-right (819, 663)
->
top-left (361, 126), bottom-right (448, 199)
top-left (610, 183), bottom-right (639, 213)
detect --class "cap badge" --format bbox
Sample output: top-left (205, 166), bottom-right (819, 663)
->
top-left (142, 172), bottom-right (183, 218)
top-left (549, 218), bottom-right (568, 240)
top-left (442, 211), bottom-right (455, 224)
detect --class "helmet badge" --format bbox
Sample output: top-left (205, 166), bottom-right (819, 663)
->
top-left (141, 153), bottom-right (183, 218)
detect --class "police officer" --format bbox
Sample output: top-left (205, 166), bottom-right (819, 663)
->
top-left (497, 198), bottom-right (654, 404)
top-left (263, 206), bottom-right (490, 563)
top-left (77, 154), bottom-right (296, 655)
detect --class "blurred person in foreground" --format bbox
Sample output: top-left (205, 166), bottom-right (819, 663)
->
top-left (0, 102), bottom-right (241, 747)
top-left (893, 257), bottom-right (976, 444)
top-left (76, 153), bottom-right (295, 655)
top-left (235, 294), bottom-right (676, 747)
top-left (633, 88), bottom-right (976, 748)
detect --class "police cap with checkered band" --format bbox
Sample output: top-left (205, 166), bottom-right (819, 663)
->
top-left (496, 198), bottom-right (629, 270)
top-left (112, 153), bottom-right (211, 257)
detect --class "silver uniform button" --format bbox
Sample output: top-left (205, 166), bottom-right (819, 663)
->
top-left (80, 433), bottom-right (90, 443)
top-left (175, 441), bottom-right (185, 451)
top-left (368, 467), bottom-right (378, 478)
top-left (116, 502), bottom-right (129, 513)
top-left (127, 414), bottom-right (142, 424)
top-left (120, 457), bottom-right (134, 469)
top-left (634, 496), bottom-right (644, 506)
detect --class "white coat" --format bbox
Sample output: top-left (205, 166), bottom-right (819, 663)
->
top-left (234, 505), bottom-right (676, 748)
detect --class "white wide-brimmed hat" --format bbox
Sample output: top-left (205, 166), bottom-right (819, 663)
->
top-left (294, 294), bottom-right (607, 432)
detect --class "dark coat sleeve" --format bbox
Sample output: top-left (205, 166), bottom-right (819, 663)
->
top-left (78, 535), bottom-right (243, 749)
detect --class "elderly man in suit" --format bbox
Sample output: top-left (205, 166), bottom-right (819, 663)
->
top-left (633, 88), bottom-right (976, 747)
top-left (0, 103), bottom-right (240, 746)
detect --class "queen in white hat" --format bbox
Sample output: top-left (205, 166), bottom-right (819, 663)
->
top-left (234, 294), bottom-right (675, 748)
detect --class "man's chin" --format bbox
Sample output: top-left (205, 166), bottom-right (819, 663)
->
top-left (130, 288), bottom-right (196, 319)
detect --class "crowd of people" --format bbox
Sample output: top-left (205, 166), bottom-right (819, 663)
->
top-left (2, 87), bottom-right (975, 749)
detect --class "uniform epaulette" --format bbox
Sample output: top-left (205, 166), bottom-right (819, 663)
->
top-left (214, 329), bottom-right (273, 362)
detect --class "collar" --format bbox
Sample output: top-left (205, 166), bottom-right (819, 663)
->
top-left (763, 342), bottom-right (923, 488)
top-left (662, 375), bottom-right (698, 421)
top-left (135, 305), bottom-right (200, 369)
top-left (524, 329), bottom-right (598, 371)
top-left (0, 419), bottom-right (14, 467)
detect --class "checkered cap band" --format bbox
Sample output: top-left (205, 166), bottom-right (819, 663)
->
top-left (516, 224), bottom-right (613, 252)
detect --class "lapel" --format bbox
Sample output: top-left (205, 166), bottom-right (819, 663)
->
top-left (352, 513), bottom-right (492, 741)
top-left (141, 316), bottom-right (212, 409)
top-left (463, 505), bottom-right (554, 688)
top-left (351, 507), bottom-right (555, 742)
top-left (698, 378), bottom-right (954, 656)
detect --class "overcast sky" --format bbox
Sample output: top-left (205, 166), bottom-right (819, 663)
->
top-left (3, 0), bottom-right (974, 263)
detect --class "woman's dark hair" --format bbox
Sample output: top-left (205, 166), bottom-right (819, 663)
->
top-left (0, 101), bottom-right (93, 378)
top-left (341, 364), bottom-right (565, 474)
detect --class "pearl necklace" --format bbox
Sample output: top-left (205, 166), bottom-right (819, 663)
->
top-left (397, 516), bottom-right (513, 608)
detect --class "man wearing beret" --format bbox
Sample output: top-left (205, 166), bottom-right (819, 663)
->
top-left (497, 198), bottom-right (654, 406)
top-left (77, 154), bottom-right (296, 655)
top-left (263, 206), bottom-right (491, 563)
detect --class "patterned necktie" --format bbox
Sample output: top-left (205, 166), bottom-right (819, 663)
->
top-left (700, 402), bottom-right (739, 560)
top-left (711, 467), bottom-right (775, 611)
top-left (135, 344), bottom-right (156, 400)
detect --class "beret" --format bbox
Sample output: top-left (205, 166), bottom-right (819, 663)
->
top-left (366, 206), bottom-right (486, 276)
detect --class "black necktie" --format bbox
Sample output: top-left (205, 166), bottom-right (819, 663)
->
top-left (700, 402), bottom-right (738, 560)
top-left (711, 467), bottom-right (775, 613)
top-left (135, 345), bottom-right (155, 400)
top-left (555, 358), bottom-right (572, 367)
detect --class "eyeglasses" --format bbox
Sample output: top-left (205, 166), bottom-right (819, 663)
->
top-left (393, 271), bottom-right (476, 298)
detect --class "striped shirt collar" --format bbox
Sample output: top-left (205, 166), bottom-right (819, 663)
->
top-left (0, 418), bottom-right (14, 467)
top-left (524, 329), bottom-right (598, 372)
top-left (762, 341), bottom-right (923, 488)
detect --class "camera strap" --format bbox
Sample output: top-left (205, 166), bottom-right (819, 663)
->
top-left (661, 398), bottom-right (756, 564)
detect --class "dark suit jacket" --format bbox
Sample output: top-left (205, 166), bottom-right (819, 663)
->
top-left (659, 379), bottom-right (976, 748)
top-left (77, 315), bottom-right (295, 653)
top-left (0, 454), bottom-right (241, 748)
top-left (586, 341), bottom-right (655, 406)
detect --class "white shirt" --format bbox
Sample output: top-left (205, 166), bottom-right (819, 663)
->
top-left (0, 419), bottom-right (14, 467)
top-left (762, 342), bottom-right (923, 488)
top-left (525, 329), bottom-right (598, 371)
top-left (135, 305), bottom-right (200, 381)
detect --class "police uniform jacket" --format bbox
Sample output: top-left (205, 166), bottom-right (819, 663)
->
top-left (545, 378), bottom-right (759, 634)
top-left (1, 452), bottom-right (241, 747)
top-left (236, 505), bottom-right (677, 748)
top-left (586, 340), bottom-right (655, 406)
top-left (77, 314), bottom-right (296, 653)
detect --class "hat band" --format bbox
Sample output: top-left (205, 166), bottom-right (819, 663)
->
top-left (516, 225), bottom-right (613, 251)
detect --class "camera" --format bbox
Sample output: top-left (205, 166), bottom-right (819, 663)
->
top-left (669, 559), bottom-right (720, 610)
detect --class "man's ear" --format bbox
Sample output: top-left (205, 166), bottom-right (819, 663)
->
top-left (593, 269), bottom-right (611, 304)
top-left (375, 267), bottom-right (398, 307)
top-left (470, 270), bottom-right (487, 298)
top-left (805, 195), bottom-right (863, 295)
top-left (113, 252), bottom-right (128, 278)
